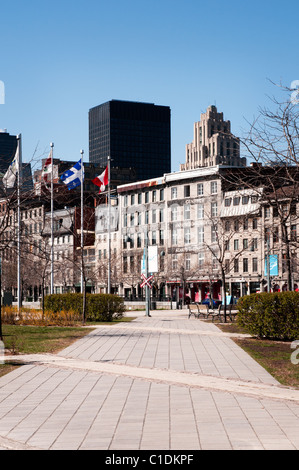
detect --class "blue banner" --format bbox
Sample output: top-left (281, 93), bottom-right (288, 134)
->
top-left (264, 254), bottom-right (278, 276)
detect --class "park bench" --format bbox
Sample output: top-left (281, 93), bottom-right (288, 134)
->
top-left (188, 303), bottom-right (209, 319)
top-left (188, 303), bottom-right (200, 318)
top-left (213, 304), bottom-right (238, 322)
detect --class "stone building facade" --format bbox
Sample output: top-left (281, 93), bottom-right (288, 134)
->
top-left (181, 106), bottom-right (246, 171)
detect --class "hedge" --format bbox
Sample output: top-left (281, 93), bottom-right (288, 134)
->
top-left (44, 293), bottom-right (125, 322)
top-left (236, 291), bottom-right (299, 340)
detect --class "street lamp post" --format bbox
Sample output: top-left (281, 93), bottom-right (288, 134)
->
top-left (144, 231), bottom-right (151, 317)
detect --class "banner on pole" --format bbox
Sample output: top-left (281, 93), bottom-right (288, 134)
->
top-left (148, 245), bottom-right (158, 273)
top-left (264, 254), bottom-right (278, 276)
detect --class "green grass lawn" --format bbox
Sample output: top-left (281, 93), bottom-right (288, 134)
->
top-left (218, 322), bottom-right (299, 389)
top-left (2, 325), bottom-right (93, 355)
top-left (0, 318), bottom-right (136, 378)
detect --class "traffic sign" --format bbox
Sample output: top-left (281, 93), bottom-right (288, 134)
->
top-left (140, 274), bottom-right (153, 288)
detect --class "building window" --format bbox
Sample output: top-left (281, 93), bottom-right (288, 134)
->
top-left (264, 206), bottom-right (270, 218)
top-left (211, 181), bottom-right (217, 194)
top-left (211, 225), bottom-right (217, 243)
top-left (186, 253), bottom-right (191, 271)
top-left (131, 194), bottom-right (135, 205)
top-left (252, 218), bottom-right (258, 229)
top-left (224, 198), bottom-right (231, 207)
top-left (252, 258), bottom-right (258, 272)
top-left (152, 231), bottom-right (157, 245)
top-left (160, 189), bottom-right (164, 201)
top-left (197, 203), bottom-right (204, 219)
top-left (138, 193), bottom-right (142, 204)
top-left (184, 227), bottom-right (191, 244)
top-left (211, 202), bottom-right (217, 217)
top-left (152, 209), bottom-right (156, 224)
top-left (251, 238), bottom-right (258, 251)
top-left (159, 209), bottom-right (164, 223)
top-left (159, 230), bottom-right (164, 245)
top-left (212, 256), bottom-right (218, 271)
top-left (198, 226), bottom-right (204, 243)
top-left (233, 197), bottom-right (240, 206)
top-left (197, 183), bottom-right (203, 196)
top-left (171, 205), bottom-right (177, 222)
top-left (145, 191), bottom-right (149, 203)
top-left (172, 254), bottom-right (178, 271)
top-left (123, 256), bottom-right (128, 274)
top-left (172, 228), bottom-right (178, 245)
top-left (184, 185), bottom-right (190, 198)
top-left (234, 239), bottom-right (239, 250)
top-left (184, 204), bottom-right (190, 220)
top-left (265, 227), bottom-right (271, 242)
top-left (137, 233), bottom-right (142, 248)
top-left (225, 259), bottom-right (230, 274)
top-left (130, 256), bottom-right (134, 273)
top-left (243, 258), bottom-right (248, 272)
top-left (243, 239), bottom-right (248, 249)
top-left (198, 252), bottom-right (204, 268)
top-left (234, 258), bottom-right (239, 273)
top-left (171, 187), bottom-right (177, 199)
top-left (152, 190), bottom-right (157, 202)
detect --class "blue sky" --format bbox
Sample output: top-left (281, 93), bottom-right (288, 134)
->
top-left (0, 0), bottom-right (298, 173)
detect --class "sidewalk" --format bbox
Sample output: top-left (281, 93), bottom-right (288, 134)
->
top-left (0, 310), bottom-right (299, 450)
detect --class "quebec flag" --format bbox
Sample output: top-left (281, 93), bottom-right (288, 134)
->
top-left (60, 159), bottom-right (84, 190)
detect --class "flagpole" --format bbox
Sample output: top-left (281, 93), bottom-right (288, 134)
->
top-left (107, 155), bottom-right (111, 294)
top-left (17, 135), bottom-right (22, 311)
top-left (50, 142), bottom-right (54, 295)
top-left (80, 150), bottom-right (84, 294)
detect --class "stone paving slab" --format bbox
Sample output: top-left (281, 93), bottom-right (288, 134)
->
top-left (0, 311), bottom-right (299, 450)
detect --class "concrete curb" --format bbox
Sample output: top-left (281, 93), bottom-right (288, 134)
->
top-left (4, 353), bottom-right (299, 403)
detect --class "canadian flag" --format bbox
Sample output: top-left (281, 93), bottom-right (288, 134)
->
top-left (92, 166), bottom-right (109, 193)
top-left (41, 153), bottom-right (52, 183)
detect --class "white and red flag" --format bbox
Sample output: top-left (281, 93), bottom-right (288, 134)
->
top-left (92, 166), bottom-right (108, 193)
top-left (41, 153), bottom-right (53, 183)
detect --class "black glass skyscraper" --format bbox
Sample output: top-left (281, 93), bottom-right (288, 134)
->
top-left (0, 131), bottom-right (17, 174)
top-left (89, 100), bottom-right (171, 182)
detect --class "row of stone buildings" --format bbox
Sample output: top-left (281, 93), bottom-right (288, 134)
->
top-left (0, 106), bottom-right (298, 306)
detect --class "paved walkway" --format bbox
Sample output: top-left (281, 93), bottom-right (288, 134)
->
top-left (0, 310), bottom-right (299, 450)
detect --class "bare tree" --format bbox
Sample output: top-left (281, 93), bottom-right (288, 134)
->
top-left (222, 83), bottom-right (299, 291)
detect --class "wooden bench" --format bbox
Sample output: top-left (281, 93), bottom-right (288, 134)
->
top-left (215, 305), bottom-right (238, 322)
top-left (197, 304), bottom-right (209, 318)
top-left (188, 303), bottom-right (209, 319)
top-left (188, 304), bottom-right (199, 318)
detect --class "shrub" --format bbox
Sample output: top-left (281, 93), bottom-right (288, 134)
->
top-left (44, 293), bottom-right (125, 322)
top-left (1, 305), bottom-right (81, 326)
top-left (237, 292), bottom-right (299, 340)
